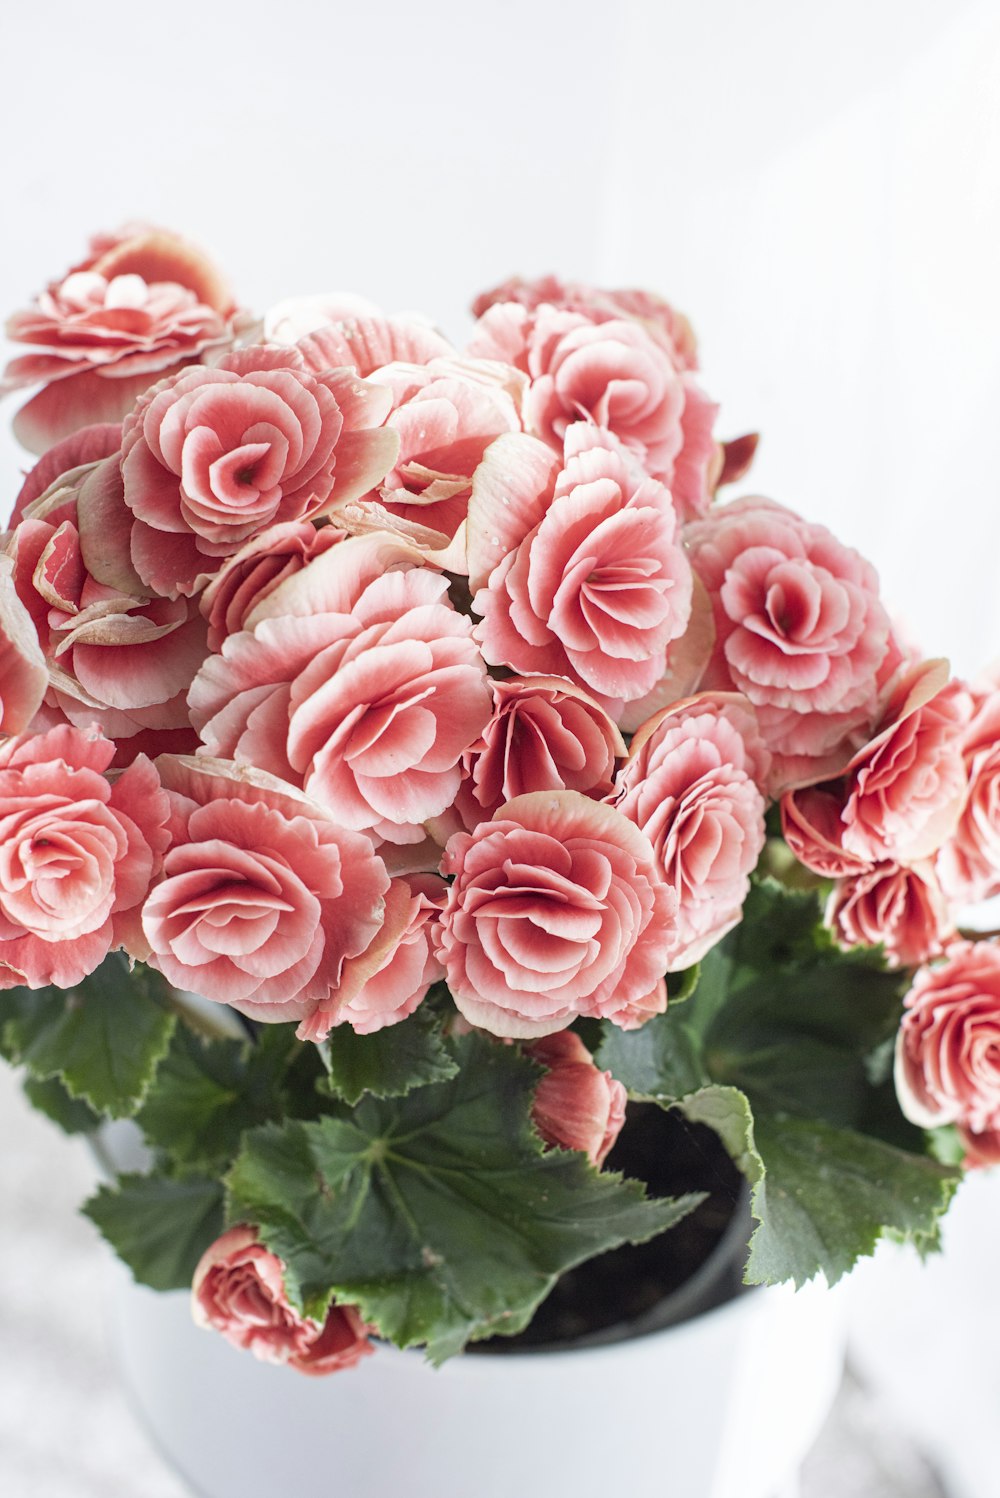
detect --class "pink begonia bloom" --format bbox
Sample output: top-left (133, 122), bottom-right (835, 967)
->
top-left (0, 556), bottom-right (47, 734)
top-left (10, 422), bottom-right (122, 526)
top-left (686, 497), bottom-right (893, 786)
top-left (192, 1226), bottom-right (374, 1377)
top-left (292, 313), bottom-right (454, 376)
top-left (614, 699), bottom-right (767, 969)
top-left (319, 873), bottom-right (447, 1040)
top-left (2, 226), bottom-right (242, 454)
top-left (0, 725), bottom-right (170, 987)
top-left (190, 535), bottom-right (493, 844)
top-left (470, 274), bottom-right (700, 373)
top-left (199, 521), bottom-right (345, 652)
top-left (436, 791), bottom-right (677, 1039)
top-left (5, 466), bottom-right (207, 740)
top-left (827, 861), bottom-right (954, 969)
top-left (527, 1030), bottom-right (627, 1169)
top-left (467, 301), bottom-right (717, 520)
top-left (780, 784), bottom-right (871, 879)
top-left (937, 684), bottom-right (1000, 905)
top-left (470, 424), bottom-right (693, 718)
top-left (119, 344), bottom-right (399, 598)
top-left (456, 675), bottom-right (625, 828)
top-left (841, 662), bottom-right (972, 866)
top-left (142, 757), bottom-right (391, 1030)
top-left (895, 942), bottom-right (1000, 1156)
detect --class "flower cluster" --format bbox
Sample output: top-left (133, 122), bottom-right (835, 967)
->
top-left (3, 230), bottom-right (998, 1373)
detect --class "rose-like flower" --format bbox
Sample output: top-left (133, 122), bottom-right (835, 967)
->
top-left (0, 725), bottom-right (170, 987)
top-left (470, 424), bottom-right (693, 718)
top-left (526, 1030), bottom-right (627, 1168)
top-left (614, 698), bottom-right (767, 968)
top-left (10, 422), bottom-right (122, 526)
top-left (467, 302), bottom-right (718, 520)
top-left (2, 226), bottom-right (241, 454)
top-left (686, 497), bottom-right (893, 786)
top-left (199, 521), bottom-right (345, 651)
top-left (937, 684), bottom-right (1000, 905)
top-left (321, 874), bottom-right (447, 1039)
top-left (841, 662), bottom-right (971, 866)
top-left (0, 555), bottom-right (47, 734)
top-left (895, 942), bottom-right (1000, 1146)
top-left (119, 344), bottom-right (399, 597)
top-left (780, 784), bottom-right (870, 878)
top-left (5, 462), bottom-right (208, 741)
top-left (827, 861), bottom-right (954, 968)
top-left (436, 791), bottom-right (677, 1038)
top-left (192, 1226), bottom-right (373, 1376)
top-left (141, 757), bottom-right (391, 1030)
top-left (190, 534), bottom-right (493, 844)
top-left (457, 675), bottom-right (625, 827)
top-left (267, 300), bottom-right (453, 370)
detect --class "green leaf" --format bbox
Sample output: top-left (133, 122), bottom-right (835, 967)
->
top-left (228, 1034), bottom-right (701, 1363)
top-left (136, 1022), bottom-right (296, 1167)
top-left (595, 1008), bottom-right (705, 1102)
top-left (84, 1172), bottom-right (224, 1291)
top-left (0, 955), bottom-right (175, 1118)
top-left (319, 1003), bottom-right (459, 1106)
top-left (745, 1112), bottom-right (961, 1288)
top-left (22, 1073), bottom-right (102, 1135)
top-left (676, 1085), bottom-right (763, 1189)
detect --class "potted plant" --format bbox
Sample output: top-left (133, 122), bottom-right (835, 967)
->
top-left (1, 228), bottom-right (994, 1498)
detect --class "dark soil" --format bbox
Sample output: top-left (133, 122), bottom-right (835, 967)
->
top-left (477, 1104), bottom-right (746, 1352)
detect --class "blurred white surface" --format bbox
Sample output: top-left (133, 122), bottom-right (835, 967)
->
top-left (1, 3), bottom-right (1000, 1495)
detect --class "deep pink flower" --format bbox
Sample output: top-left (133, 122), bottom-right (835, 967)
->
top-left (436, 791), bottom-right (677, 1038)
top-left (937, 685), bottom-right (1000, 905)
top-left (527, 1030), bottom-right (627, 1168)
top-left (895, 942), bottom-right (1000, 1147)
top-left (0, 725), bottom-right (170, 987)
top-left (142, 757), bottom-right (391, 1030)
top-left (614, 698), bottom-right (767, 968)
top-left (10, 422), bottom-right (122, 526)
top-left (192, 1226), bottom-right (373, 1376)
top-left (828, 861), bottom-right (954, 969)
top-left (3, 226), bottom-right (241, 454)
top-left (470, 424), bottom-right (693, 719)
top-left (119, 344), bottom-right (399, 597)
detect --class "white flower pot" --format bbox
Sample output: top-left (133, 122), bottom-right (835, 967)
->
top-left (107, 1250), bottom-right (843, 1498)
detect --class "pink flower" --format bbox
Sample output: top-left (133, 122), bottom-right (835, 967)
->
top-left (470, 424), bottom-right (693, 718)
top-left (268, 301), bottom-right (453, 371)
top-left (686, 497), bottom-right (893, 786)
top-left (0, 725), bottom-right (170, 987)
top-left (937, 685), bottom-right (1000, 905)
top-left (457, 675), bottom-right (625, 827)
top-left (5, 463), bottom-right (208, 741)
top-left (0, 556), bottom-right (47, 735)
top-left (527, 1030), bottom-right (627, 1168)
top-left (614, 697), bottom-right (767, 968)
top-left (192, 1226), bottom-right (373, 1376)
top-left (198, 521), bottom-right (345, 652)
top-left (436, 791), bottom-right (677, 1038)
top-left (141, 757), bottom-right (391, 1031)
top-left (322, 874), bottom-right (446, 1039)
top-left (895, 941), bottom-right (1000, 1147)
top-left (841, 662), bottom-right (971, 866)
top-left (190, 534), bottom-right (493, 844)
top-left (468, 302), bottom-right (718, 520)
top-left (10, 422), bottom-right (122, 526)
top-left (827, 862), bottom-right (954, 969)
top-left (780, 784), bottom-right (870, 878)
top-left (3, 226), bottom-right (241, 454)
top-left (119, 344), bottom-right (399, 597)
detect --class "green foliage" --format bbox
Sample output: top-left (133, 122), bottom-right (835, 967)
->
top-left (84, 1172), bottom-right (225, 1291)
top-left (22, 1073), bottom-right (102, 1135)
top-left (318, 1000), bottom-right (459, 1107)
top-left (0, 954), bottom-right (175, 1118)
top-left (228, 1033), bottom-right (701, 1363)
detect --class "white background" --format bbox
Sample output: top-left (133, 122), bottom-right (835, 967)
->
top-left (1, 3), bottom-right (999, 1494)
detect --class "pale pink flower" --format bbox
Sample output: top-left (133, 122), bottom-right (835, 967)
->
top-left (198, 521), bottom-right (345, 651)
top-left (3, 226), bottom-right (241, 454)
top-left (0, 725), bottom-right (170, 987)
top-left (436, 791), bottom-right (677, 1039)
top-left (895, 941), bottom-right (1000, 1148)
top-left (324, 874), bottom-right (446, 1038)
top-left (142, 757), bottom-right (391, 1030)
top-left (0, 555), bottom-right (47, 734)
top-left (119, 344), bottom-right (399, 597)
top-left (467, 302), bottom-right (717, 519)
top-left (470, 424), bottom-right (692, 718)
top-left (614, 700), bottom-right (767, 968)
top-left (686, 497), bottom-right (893, 786)
top-left (527, 1030), bottom-right (627, 1168)
top-left (937, 685), bottom-right (1000, 905)
top-left (192, 1226), bottom-right (373, 1376)
top-left (780, 784), bottom-right (870, 879)
top-left (189, 534), bottom-right (493, 845)
top-left (828, 862), bottom-right (954, 969)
